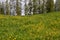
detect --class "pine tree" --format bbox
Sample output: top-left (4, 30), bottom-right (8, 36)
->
top-left (16, 0), bottom-right (20, 15)
top-left (42, 0), bottom-right (47, 13)
top-left (1, 2), bottom-right (4, 14)
top-left (46, 0), bottom-right (54, 12)
top-left (28, 0), bottom-right (33, 15)
top-left (33, 0), bottom-right (37, 14)
top-left (18, 0), bottom-right (21, 15)
top-left (6, 0), bottom-right (10, 15)
top-left (37, 0), bottom-right (41, 13)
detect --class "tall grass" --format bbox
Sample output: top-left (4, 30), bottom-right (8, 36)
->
top-left (0, 12), bottom-right (60, 40)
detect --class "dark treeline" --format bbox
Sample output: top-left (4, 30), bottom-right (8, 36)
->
top-left (0, 0), bottom-right (60, 16)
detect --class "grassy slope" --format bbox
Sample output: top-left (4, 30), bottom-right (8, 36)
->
top-left (0, 12), bottom-right (60, 40)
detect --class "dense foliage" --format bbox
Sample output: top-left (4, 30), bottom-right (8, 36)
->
top-left (0, 0), bottom-right (57, 16)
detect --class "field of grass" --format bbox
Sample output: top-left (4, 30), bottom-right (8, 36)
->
top-left (0, 12), bottom-right (60, 40)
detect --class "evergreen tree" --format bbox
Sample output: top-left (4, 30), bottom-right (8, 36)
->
top-left (33, 0), bottom-right (37, 14)
top-left (42, 0), bottom-right (47, 13)
top-left (18, 0), bottom-right (21, 15)
top-left (37, 0), bottom-right (41, 13)
top-left (28, 0), bottom-right (33, 15)
top-left (46, 0), bottom-right (54, 12)
top-left (1, 2), bottom-right (4, 14)
top-left (16, 0), bottom-right (20, 15)
top-left (6, 0), bottom-right (10, 15)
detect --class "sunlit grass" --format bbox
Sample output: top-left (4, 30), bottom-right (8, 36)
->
top-left (0, 12), bottom-right (60, 40)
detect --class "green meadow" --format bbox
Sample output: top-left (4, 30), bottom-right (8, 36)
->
top-left (0, 12), bottom-right (60, 40)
